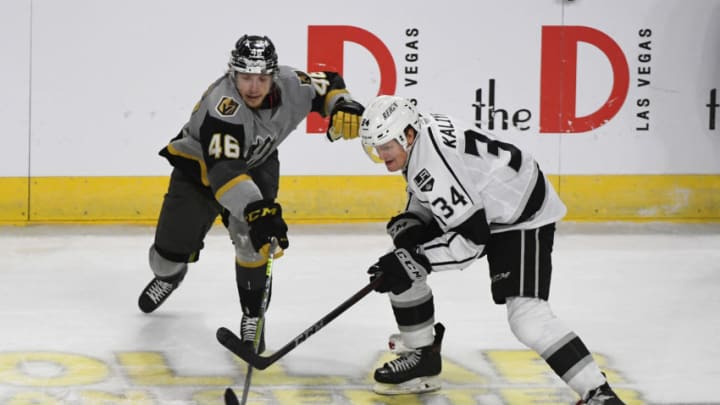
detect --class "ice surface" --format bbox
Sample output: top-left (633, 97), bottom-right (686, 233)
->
top-left (1, 223), bottom-right (719, 404)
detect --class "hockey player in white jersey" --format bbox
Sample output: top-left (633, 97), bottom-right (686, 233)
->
top-left (138, 35), bottom-right (364, 353)
top-left (359, 95), bottom-right (625, 404)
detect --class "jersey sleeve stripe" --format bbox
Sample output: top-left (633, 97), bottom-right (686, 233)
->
top-left (214, 174), bottom-right (252, 201)
top-left (427, 254), bottom-right (478, 268)
top-left (514, 165), bottom-right (547, 224)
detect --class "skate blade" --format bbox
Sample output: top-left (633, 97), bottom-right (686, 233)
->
top-left (373, 376), bottom-right (441, 395)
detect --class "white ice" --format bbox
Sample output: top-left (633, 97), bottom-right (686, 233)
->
top-left (1, 223), bottom-right (719, 405)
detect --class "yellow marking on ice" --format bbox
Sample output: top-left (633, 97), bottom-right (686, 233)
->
top-left (499, 387), bottom-right (569, 404)
top-left (345, 389), bottom-right (425, 404)
top-left (5, 391), bottom-right (61, 405)
top-left (442, 389), bottom-right (493, 404)
top-left (78, 391), bottom-right (154, 404)
top-left (486, 350), bottom-right (551, 384)
top-left (274, 389), bottom-right (336, 404)
top-left (232, 356), bottom-right (346, 386)
top-left (0, 352), bottom-right (108, 386)
top-left (117, 352), bottom-right (232, 386)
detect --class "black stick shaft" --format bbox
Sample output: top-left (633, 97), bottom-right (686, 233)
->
top-left (265, 276), bottom-right (380, 360)
top-left (217, 275), bottom-right (382, 370)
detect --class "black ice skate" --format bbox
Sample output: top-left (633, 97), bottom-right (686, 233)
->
top-left (577, 380), bottom-right (626, 405)
top-left (137, 269), bottom-right (186, 313)
top-left (373, 323), bottom-right (444, 395)
top-left (240, 314), bottom-right (265, 354)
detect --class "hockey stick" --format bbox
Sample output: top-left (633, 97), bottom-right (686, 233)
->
top-left (223, 388), bottom-right (239, 405)
top-left (225, 238), bottom-right (278, 405)
top-left (217, 274), bottom-right (383, 370)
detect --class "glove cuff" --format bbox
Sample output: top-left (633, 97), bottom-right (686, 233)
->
top-left (386, 212), bottom-right (424, 239)
top-left (415, 246), bottom-right (431, 274)
top-left (393, 247), bottom-right (430, 280)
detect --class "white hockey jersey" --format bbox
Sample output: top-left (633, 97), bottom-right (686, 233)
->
top-left (405, 113), bottom-right (567, 272)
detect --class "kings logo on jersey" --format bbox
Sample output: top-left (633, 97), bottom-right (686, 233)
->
top-left (216, 96), bottom-right (239, 117)
top-left (414, 168), bottom-right (435, 192)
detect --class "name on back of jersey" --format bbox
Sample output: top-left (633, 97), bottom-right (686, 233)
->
top-left (431, 113), bottom-right (457, 149)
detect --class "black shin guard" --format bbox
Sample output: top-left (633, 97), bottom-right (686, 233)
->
top-left (235, 264), bottom-right (271, 316)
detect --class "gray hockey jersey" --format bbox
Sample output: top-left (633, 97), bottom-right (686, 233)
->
top-left (159, 66), bottom-right (350, 219)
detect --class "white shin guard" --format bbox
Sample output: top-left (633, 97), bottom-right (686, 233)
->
top-left (506, 296), bottom-right (566, 353)
top-left (506, 296), bottom-right (605, 398)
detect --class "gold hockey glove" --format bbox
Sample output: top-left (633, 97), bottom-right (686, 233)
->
top-left (327, 99), bottom-right (365, 142)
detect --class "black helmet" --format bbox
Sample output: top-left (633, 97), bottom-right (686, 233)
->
top-left (229, 35), bottom-right (278, 75)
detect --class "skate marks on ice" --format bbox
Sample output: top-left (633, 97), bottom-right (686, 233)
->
top-left (1, 223), bottom-right (719, 404)
top-left (0, 349), bottom-right (648, 404)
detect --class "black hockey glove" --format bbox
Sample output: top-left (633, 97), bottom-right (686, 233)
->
top-left (386, 212), bottom-right (444, 250)
top-left (243, 199), bottom-right (289, 253)
top-left (326, 99), bottom-right (365, 142)
top-left (367, 247), bottom-right (431, 295)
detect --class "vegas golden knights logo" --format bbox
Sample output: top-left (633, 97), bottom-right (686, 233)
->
top-left (294, 71), bottom-right (312, 85)
top-left (216, 96), bottom-right (239, 116)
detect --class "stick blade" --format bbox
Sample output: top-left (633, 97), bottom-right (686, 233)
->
top-left (223, 387), bottom-right (240, 405)
top-left (216, 327), bottom-right (273, 370)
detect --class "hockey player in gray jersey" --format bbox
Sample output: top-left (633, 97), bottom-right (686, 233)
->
top-left (358, 95), bottom-right (625, 404)
top-left (138, 35), bottom-right (364, 353)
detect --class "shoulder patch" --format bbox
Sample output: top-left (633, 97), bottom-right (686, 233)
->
top-left (414, 168), bottom-right (435, 192)
top-left (294, 70), bottom-right (312, 85)
top-left (216, 96), bottom-right (239, 116)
